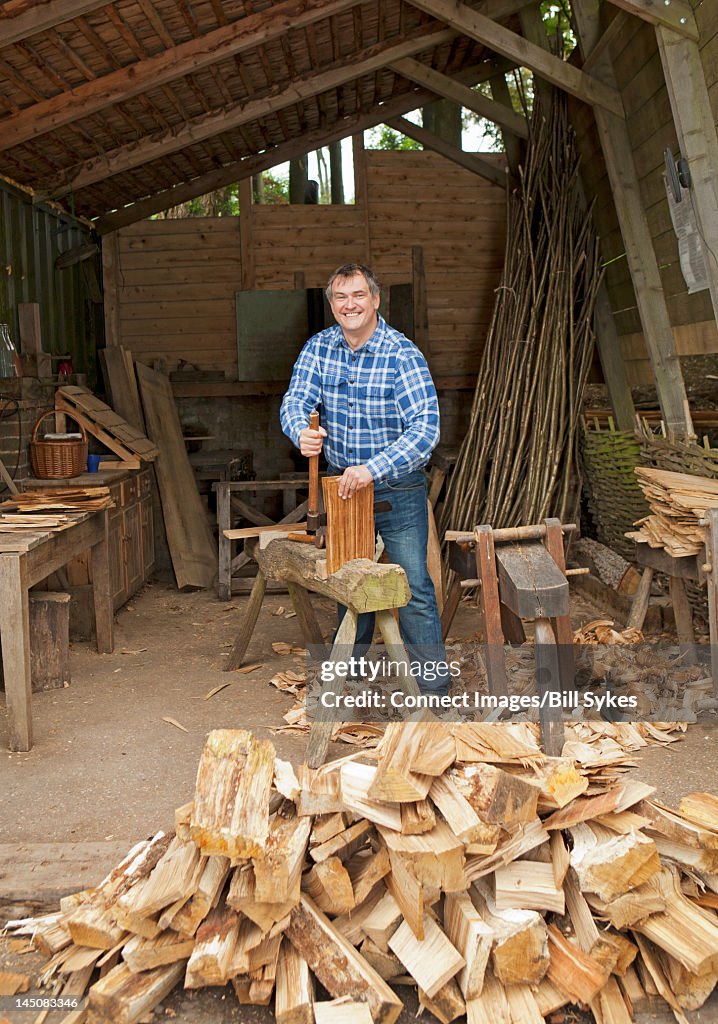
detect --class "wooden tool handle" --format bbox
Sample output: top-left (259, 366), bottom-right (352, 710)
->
top-left (308, 410), bottom-right (319, 515)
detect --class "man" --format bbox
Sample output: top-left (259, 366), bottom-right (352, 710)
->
top-left (280, 262), bottom-right (449, 696)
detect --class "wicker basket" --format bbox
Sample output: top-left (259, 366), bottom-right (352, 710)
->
top-left (30, 411), bottom-right (88, 479)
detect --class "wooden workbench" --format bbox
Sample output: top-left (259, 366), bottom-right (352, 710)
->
top-left (0, 509), bottom-right (113, 752)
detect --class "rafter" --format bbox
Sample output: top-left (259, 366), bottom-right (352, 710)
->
top-left (38, 27), bottom-right (457, 200)
top-left (95, 61), bottom-right (499, 232)
top-left (0, 0), bottom-right (361, 152)
top-left (391, 56), bottom-right (527, 137)
top-left (605, 0), bottom-right (698, 41)
top-left (386, 115), bottom-right (508, 186)
top-left (0, 0), bottom-right (111, 48)
top-left (406, 0), bottom-right (624, 116)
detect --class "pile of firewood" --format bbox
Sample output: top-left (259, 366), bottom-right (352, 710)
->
top-left (7, 724), bottom-right (718, 1024)
top-left (627, 467), bottom-right (718, 557)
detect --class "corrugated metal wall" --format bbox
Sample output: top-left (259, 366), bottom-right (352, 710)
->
top-left (0, 178), bottom-right (103, 381)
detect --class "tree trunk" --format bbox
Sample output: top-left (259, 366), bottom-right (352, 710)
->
top-left (289, 156), bottom-right (309, 204)
top-left (329, 141), bottom-right (344, 204)
top-left (422, 100), bottom-right (462, 147)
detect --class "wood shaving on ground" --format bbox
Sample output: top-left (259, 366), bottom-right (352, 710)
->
top-left (7, 725), bottom-right (716, 1024)
top-left (204, 683), bottom-right (231, 700)
top-left (272, 642), bottom-right (308, 656)
top-left (162, 717), bottom-right (189, 733)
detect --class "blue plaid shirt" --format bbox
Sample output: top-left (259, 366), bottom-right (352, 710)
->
top-left (280, 315), bottom-right (440, 483)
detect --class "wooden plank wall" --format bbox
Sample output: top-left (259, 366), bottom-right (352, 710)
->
top-left (571, 2), bottom-right (718, 386)
top-left (111, 149), bottom-right (506, 384)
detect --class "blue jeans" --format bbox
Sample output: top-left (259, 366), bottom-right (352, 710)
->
top-left (333, 468), bottom-right (450, 695)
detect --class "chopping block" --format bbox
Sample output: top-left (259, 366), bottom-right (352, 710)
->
top-left (224, 536), bottom-right (422, 766)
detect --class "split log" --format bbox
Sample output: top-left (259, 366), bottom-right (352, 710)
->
top-left (227, 864), bottom-right (297, 932)
top-left (632, 867), bottom-right (718, 975)
top-left (679, 792), bottom-right (718, 831)
top-left (470, 881), bottom-right (548, 986)
top-left (66, 901), bottom-right (127, 950)
top-left (418, 977), bottom-right (465, 1023)
top-left (275, 941), bottom-right (314, 1024)
top-left (253, 815), bottom-right (311, 903)
top-left (493, 861), bottom-right (565, 914)
top-left (332, 884), bottom-right (386, 945)
top-left (369, 723), bottom-right (434, 802)
top-left (297, 764), bottom-right (344, 816)
top-left (250, 537), bottom-right (410, 613)
top-left (311, 812), bottom-right (348, 845)
top-left (443, 891), bottom-right (493, 998)
top-left (400, 799), bottom-right (436, 835)
top-left (122, 930), bottom-right (195, 972)
top-left (346, 846), bottom-right (391, 906)
top-left (546, 924), bottom-right (608, 1004)
top-left (285, 896), bottom-right (403, 1024)
top-left (388, 914), bottom-right (465, 997)
top-left (310, 819), bottom-right (373, 864)
top-left (359, 936), bottom-right (404, 980)
top-left (505, 983), bottom-right (545, 1024)
top-left (190, 730), bottom-right (275, 860)
top-left (585, 871), bottom-right (671, 929)
top-left (377, 820), bottom-right (466, 893)
top-left (168, 855), bottom-right (230, 936)
top-left (322, 475), bottom-right (375, 575)
top-left (532, 759), bottom-right (588, 810)
top-left (314, 1001), bottom-right (374, 1024)
top-left (228, 917), bottom-right (264, 977)
top-left (184, 904), bottom-right (241, 988)
top-left (465, 819), bottom-right (549, 882)
top-left (451, 764), bottom-right (538, 827)
top-left (589, 975), bottom-right (633, 1024)
top-left (360, 890), bottom-right (403, 951)
top-left (303, 857), bottom-right (355, 915)
top-left (340, 763), bottom-right (402, 831)
top-left (659, 947), bottom-right (718, 1011)
top-left (465, 971), bottom-right (510, 1024)
top-left (569, 822), bottom-right (660, 900)
top-left (113, 839), bottom-right (203, 922)
top-left (86, 961), bottom-right (185, 1024)
top-left (430, 775), bottom-right (492, 846)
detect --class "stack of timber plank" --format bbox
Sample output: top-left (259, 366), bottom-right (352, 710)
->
top-left (0, 487), bottom-right (114, 513)
top-left (627, 467), bottom-right (718, 557)
top-left (7, 726), bottom-right (718, 1024)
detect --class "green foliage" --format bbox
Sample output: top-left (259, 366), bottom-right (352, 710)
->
top-left (365, 123), bottom-right (422, 150)
top-left (257, 171), bottom-right (289, 205)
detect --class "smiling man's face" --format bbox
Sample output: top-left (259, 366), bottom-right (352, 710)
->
top-left (329, 272), bottom-right (380, 348)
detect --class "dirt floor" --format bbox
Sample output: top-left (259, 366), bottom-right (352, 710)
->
top-left (1, 580), bottom-right (717, 1022)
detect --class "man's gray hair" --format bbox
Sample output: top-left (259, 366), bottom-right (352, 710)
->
top-left (326, 263), bottom-right (381, 302)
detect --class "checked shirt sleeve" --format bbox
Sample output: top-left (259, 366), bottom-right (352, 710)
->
top-left (280, 339), bottom-right (323, 447)
top-left (365, 348), bottom-right (440, 482)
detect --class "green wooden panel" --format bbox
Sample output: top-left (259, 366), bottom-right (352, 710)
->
top-left (236, 289), bottom-right (309, 381)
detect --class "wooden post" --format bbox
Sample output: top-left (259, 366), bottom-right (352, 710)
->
top-left (306, 608), bottom-right (358, 768)
top-left (217, 483), bottom-right (232, 601)
top-left (441, 575), bottom-right (462, 641)
top-left (572, 0), bottom-right (692, 437)
top-left (543, 518), bottom-right (575, 693)
top-left (0, 554), bottom-right (32, 751)
top-left (239, 178), bottom-right (255, 291)
top-left (224, 570), bottom-right (267, 671)
top-left (90, 510), bottom-right (114, 655)
top-left (656, 26), bottom-right (718, 326)
top-left (411, 246), bottom-right (429, 358)
top-left (287, 582), bottom-right (325, 649)
top-left (668, 576), bottom-right (697, 666)
top-left (27, 592), bottom-right (71, 691)
top-left (627, 565), bottom-right (653, 630)
top-left (704, 509), bottom-right (718, 697)
top-left (474, 526), bottom-right (509, 699)
top-left (534, 619), bottom-right (565, 757)
top-left (352, 134), bottom-right (372, 264)
top-left (101, 232), bottom-right (121, 347)
top-left (488, 69), bottom-right (523, 176)
top-left (375, 609), bottom-right (421, 700)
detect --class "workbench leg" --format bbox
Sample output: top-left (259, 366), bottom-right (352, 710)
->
top-left (224, 570), bottom-right (266, 671)
top-left (627, 566), bottom-right (654, 630)
top-left (217, 484), bottom-right (232, 601)
top-left (543, 518), bottom-right (574, 693)
top-left (440, 575), bottom-right (462, 641)
top-left (669, 576), bottom-right (697, 666)
top-left (0, 554), bottom-right (33, 751)
top-left (475, 526), bottom-right (508, 699)
top-left (534, 618), bottom-right (565, 757)
top-left (90, 511), bottom-right (114, 654)
top-left (705, 510), bottom-right (718, 696)
top-left (376, 609), bottom-right (421, 699)
top-left (287, 582), bottom-right (325, 650)
top-left (306, 609), bottom-right (358, 768)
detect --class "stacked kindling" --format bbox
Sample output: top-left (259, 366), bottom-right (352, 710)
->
top-left (10, 726), bottom-right (718, 1024)
top-left (627, 467), bottom-right (718, 557)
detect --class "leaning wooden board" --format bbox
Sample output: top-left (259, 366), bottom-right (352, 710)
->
top-left (136, 363), bottom-right (216, 589)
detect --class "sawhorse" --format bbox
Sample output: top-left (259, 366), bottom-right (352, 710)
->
top-left (224, 535), bottom-right (421, 767)
top-left (444, 518), bottom-right (576, 755)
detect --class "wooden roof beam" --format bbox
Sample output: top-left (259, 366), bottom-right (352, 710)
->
top-left (95, 61), bottom-right (499, 232)
top-left (604, 0), bottom-right (698, 41)
top-left (0, 0), bottom-right (111, 47)
top-left (385, 115), bottom-right (509, 186)
top-left (0, 0), bottom-right (362, 152)
top-left (391, 57), bottom-right (528, 137)
top-left (37, 27), bottom-right (459, 200)
top-left (406, 0), bottom-right (624, 116)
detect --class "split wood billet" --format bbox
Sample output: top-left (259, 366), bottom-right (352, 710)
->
top-left (340, 762), bottom-right (402, 831)
top-left (86, 960), bottom-right (185, 1024)
top-left (190, 730), bottom-right (275, 860)
top-left (450, 763), bottom-right (538, 827)
top-left (347, 845), bottom-right (391, 906)
top-left (275, 941), bottom-right (314, 1024)
top-left (494, 861), bottom-right (565, 914)
top-left (122, 930), bottom-right (195, 972)
top-left (378, 819), bottom-right (465, 893)
top-left (471, 881), bottom-right (549, 986)
top-left (184, 904), bottom-right (241, 987)
top-left (569, 822), bottom-right (660, 901)
top-left (360, 890), bottom-right (402, 951)
top-left (253, 815), bottom-right (311, 904)
top-left (384, 846), bottom-right (425, 941)
top-left (303, 857), bottom-right (355, 915)
top-left (224, 522), bottom-right (308, 539)
top-left (546, 924), bottom-right (609, 1005)
top-left (465, 971), bottom-right (510, 1024)
top-left (360, 936), bottom-right (403, 981)
top-left (418, 976), bottom-right (466, 1024)
top-left (226, 864), bottom-right (297, 933)
top-left (285, 896), bottom-right (403, 1024)
top-left (314, 1001), bottom-right (374, 1024)
top-left (400, 799), bottom-right (436, 835)
top-left (169, 855), bottom-right (230, 936)
top-left (331, 884), bottom-right (386, 946)
top-left (309, 819), bottom-right (373, 865)
top-left (369, 722), bottom-right (436, 802)
top-left (322, 476), bottom-right (375, 575)
top-left (443, 891), bottom-right (493, 998)
top-left (248, 536), bottom-right (410, 612)
top-left (388, 914), bottom-right (465, 997)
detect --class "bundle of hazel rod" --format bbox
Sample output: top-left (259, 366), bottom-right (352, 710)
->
top-left (440, 92), bottom-right (602, 548)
